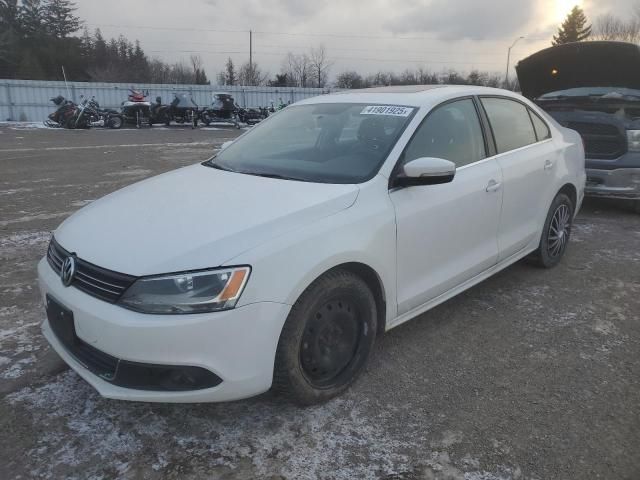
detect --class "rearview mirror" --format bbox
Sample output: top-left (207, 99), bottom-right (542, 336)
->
top-left (394, 157), bottom-right (456, 188)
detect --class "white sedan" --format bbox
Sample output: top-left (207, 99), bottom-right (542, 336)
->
top-left (38, 85), bottom-right (586, 405)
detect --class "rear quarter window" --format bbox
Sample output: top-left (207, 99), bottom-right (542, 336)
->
top-left (529, 109), bottom-right (551, 141)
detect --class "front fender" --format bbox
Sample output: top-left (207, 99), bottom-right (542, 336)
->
top-left (229, 177), bottom-right (398, 326)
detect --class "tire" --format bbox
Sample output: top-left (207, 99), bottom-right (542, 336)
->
top-left (273, 269), bottom-right (377, 405)
top-left (528, 193), bottom-right (574, 268)
top-left (108, 115), bottom-right (123, 129)
top-left (200, 112), bottom-right (211, 126)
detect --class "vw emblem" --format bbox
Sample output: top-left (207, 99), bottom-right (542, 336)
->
top-left (61, 256), bottom-right (76, 287)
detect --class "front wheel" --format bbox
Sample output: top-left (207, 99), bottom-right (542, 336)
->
top-left (273, 269), bottom-right (377, 405)
top-left (528, 192), bottom-right (574, 268)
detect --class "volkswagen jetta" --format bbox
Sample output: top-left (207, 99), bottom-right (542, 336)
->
top-left (38, 85), bottom-right (586, 405)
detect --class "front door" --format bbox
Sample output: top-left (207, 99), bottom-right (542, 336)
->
top-left (390, 98), bottom-right (503, 316)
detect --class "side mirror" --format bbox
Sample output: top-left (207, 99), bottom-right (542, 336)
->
top-left (394, 157), bottom-right (456, 188)
top-left (220, 140), bottom-right (233, 150)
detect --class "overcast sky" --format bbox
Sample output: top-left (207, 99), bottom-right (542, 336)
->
top-left (75, 0), bottom-right (637, 83)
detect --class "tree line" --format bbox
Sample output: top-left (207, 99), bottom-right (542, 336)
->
top-left (0, 0), bottom-right (209, 83)
top-left (1, 1), bottom-right (639, 88)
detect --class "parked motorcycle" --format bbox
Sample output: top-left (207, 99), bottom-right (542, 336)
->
top-left (199, 93), bottom-right (240, 128)
top-left (45, 95), bottom-right (76, 128)
top-left (150, 96), bottom-right (170, 125)
top-left (165, 93), bottom-right (199, 128)
top-left (121, 88), bottom-right (152, 128)
top-left (68, 96), bottom-right (123, 129)
top-left (89, 97), bottom-right (123, 129)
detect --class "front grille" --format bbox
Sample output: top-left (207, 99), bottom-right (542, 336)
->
top-left (47, 237), bottom-right (137, 303)
top-left (566, 121), bottom-right (626, 160)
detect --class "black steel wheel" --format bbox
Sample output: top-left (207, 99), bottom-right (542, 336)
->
top-left (300, 298), bottom-right (363, 388)
top-left (273, 268), bottom-right (377, 405)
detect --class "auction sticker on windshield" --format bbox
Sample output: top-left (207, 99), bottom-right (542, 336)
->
top-left (360, 106), bottom-right (414, 116)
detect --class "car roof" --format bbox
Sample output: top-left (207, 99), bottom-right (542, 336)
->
top-left (297, 85), bottom-right (524, 108)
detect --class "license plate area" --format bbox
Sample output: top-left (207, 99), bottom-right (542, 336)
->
top-left (46, 294), bottom-right (76, 350)
top-left (45, 294), bottom-right (119, 380)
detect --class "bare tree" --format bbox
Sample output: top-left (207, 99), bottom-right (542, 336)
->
top-left (593, 13), bottom-right (640, 43)
top-left (309, 45), bottom-right (332, 88)
top-left (335, 71), bottom-right (364, 89)
top-left (283, 52), bottom-right (311, 87)
top-left (238, 61), bottom-right (268, 86)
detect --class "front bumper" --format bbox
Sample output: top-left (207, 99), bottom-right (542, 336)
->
top-left (38, 258), bottom-right (291, 402)
top-left (585, 167), bottom-right (640, 200)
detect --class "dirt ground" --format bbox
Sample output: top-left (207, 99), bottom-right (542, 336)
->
top-left (1, 124), bottom-right (639, 480)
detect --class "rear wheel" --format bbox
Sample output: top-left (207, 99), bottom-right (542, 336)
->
top-left (273, 269), bottom-right (377, 405)
top-left (528, 192), bottom-right (574, 268)
top-left (108, 115), bottom-right (123, 129)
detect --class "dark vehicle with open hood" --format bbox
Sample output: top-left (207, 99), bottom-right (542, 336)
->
top-left (517, 41), bottom-right (640, 211)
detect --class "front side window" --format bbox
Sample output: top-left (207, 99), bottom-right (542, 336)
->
top-left (205, 103), bottom-right (416, 184)
top-left (481, 97), bottom-right (537, 153)
top-left (401, 98), bottom-right (486, 168)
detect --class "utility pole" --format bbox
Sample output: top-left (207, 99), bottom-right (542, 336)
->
top-left (249, 30), bottom-right (253, 70)
top-left (504, 36), bottom-right (524, 89)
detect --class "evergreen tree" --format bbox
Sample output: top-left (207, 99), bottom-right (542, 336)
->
top-left (44, 0), bottom-right (81, 38)
top-left (224, 57), bottom-right (236, 85)
top-left (93, 28), bottom-right (107, 64)
top-left (19, 0), bottom-right (43, 38)
top-left (79, 26), bottom-right (93, 58)
top-left (553, 6), bottom-right (592, 45)
top-left (0, 0), bottom-right (20, 72)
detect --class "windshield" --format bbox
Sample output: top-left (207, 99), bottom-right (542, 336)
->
top-left (539, 87), bottom-right (640, 101)
top-left (204, 103), bottom-right (416, 183)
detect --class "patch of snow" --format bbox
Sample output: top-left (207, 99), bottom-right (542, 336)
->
top-left (0, 230), bottom-right (51, 250)
top-left (0, 121), bottom-right (50, 129)
top-left (105, 169), bottom-right (152, 177)
top-left (70, 199), bottom-right (95, 208)
top-left (0, 354), bottom-right (37, 379)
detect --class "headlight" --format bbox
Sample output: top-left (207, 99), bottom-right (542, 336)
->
top-left (627, 130), bottom-right (640, 152)
top-left (118, 266), bottom-right (250, 314)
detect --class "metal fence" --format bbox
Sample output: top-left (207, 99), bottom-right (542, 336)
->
top-left (0, 79), bottom-right (336, 122)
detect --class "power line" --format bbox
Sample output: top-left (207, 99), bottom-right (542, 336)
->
top-left (146, 49), bottom-right (504, 65)
top-left (87, 22), bottom-right (549, 43)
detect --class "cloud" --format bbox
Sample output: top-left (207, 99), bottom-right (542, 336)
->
top-left (385, 0), bottom-right (537, 40)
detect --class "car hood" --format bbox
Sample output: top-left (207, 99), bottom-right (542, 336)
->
top-left (516, 41), bottom-right (640, 100)
top-left (55, 164), bottom-right (359, 276)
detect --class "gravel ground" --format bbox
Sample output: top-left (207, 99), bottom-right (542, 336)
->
top-left (1, 125), bottom-right (639, 480)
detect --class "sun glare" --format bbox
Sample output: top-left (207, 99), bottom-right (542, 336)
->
top-left (555, 0), bottom-right (582, 23)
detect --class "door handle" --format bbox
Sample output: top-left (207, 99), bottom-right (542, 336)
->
top-left (485, 179), bottom-right (501, 193)
top-left (544, 159), bottom-right (554, 170)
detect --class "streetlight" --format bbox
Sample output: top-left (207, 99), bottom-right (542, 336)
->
top-left (505, 36), bottom-right (525, 89)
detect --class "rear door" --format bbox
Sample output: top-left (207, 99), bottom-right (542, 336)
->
top-left (480, 97), bottom-right (558, 260)
top-left (390, 98), bottom-right (503, 315)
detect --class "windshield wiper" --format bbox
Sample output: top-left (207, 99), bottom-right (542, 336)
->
top-left (206, 160), bottom-right (238, 173)
top-left (242, 171), bottom-right (309, 182)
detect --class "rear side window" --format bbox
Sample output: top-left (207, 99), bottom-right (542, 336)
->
top-left (481, 97), bottom-right (537, 153)
top-left (529, 110), bottom-right (551, 141)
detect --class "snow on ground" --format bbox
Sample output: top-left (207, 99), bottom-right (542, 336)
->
top-left (8, 370), bottom-right (517, 480)
top-left (0, 121), bottom-right (50, 129)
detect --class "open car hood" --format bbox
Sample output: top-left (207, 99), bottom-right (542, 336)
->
top-left (516, 41), bottom-right (640, 99)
